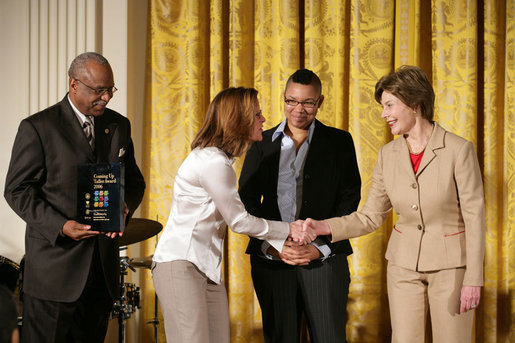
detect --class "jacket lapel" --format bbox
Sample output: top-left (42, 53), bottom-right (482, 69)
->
top-left (415, 123), bottom-right (445, 177)
top-left (267, 132), bottom-right (282, 190)
top-left (394, 138), bottom-right (417, 181)
top-left (58, 96), bottom-right (96, 162)
top-left (94, 114), bottom-right (118, 163)
top-left (303, 120), bottom-right (329, 176)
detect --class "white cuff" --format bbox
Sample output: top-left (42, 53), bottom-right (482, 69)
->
top-left (311, 238), bottom-right (332, 261)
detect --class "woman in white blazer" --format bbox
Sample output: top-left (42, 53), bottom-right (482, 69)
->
top-left (152, 87), bottom-right (315, 343)
top-left (305, 66), bottom-right (485, 343)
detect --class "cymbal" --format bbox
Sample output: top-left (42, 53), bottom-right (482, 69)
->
top-left (130, 255), bottom-right (153, 269)
top-left (119, 218), bottom-right (162, 246)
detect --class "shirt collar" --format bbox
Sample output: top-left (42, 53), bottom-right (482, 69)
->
top-left (272, 118), bottom-right (316, 143)
top-left (67, 95), bottom-right (94, 126)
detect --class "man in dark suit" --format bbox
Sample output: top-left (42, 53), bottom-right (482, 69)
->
top-left (239, 69), bottom-right (361, 343)
top-left (4, 52), bottom-right (145, 342)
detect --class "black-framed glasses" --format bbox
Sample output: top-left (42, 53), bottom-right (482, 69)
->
top-left (284, 97), bottom-right (320, 109)
top-left (75, 79), bottom-right (118, 96)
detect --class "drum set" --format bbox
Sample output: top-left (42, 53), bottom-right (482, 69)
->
top-left (0, 255), bottom-right (24, 329)
top-left (112, 218), bottom-right (163, 343)
top-left (0, 217), bottom-right (163, 343)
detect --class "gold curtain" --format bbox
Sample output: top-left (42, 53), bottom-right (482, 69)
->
top-left (140, 0), bottom-right (515, 342)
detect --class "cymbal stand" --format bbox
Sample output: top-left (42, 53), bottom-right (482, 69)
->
top-left (146, 291), bottom-right (159, 343)
top-left (146, 228), bottom-right (160, 343)
top-left (114, 255), bottom-right (135, 343)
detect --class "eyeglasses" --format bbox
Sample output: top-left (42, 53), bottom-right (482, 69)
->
top-left (75, 79), bottom-right (118, 96)
top-left (284, 97), bottom-right (320, 109)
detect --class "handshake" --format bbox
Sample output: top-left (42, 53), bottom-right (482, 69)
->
top-left (287, 218), bottom-right (331, 244)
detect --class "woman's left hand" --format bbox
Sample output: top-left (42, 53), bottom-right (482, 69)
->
top-left (460, 285), bottom-right (481, 313)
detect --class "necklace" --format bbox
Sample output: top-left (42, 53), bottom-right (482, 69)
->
top-left (406, 141), bottom-right (425, 155)
top-left (406, 123), bottom-right (434, 154)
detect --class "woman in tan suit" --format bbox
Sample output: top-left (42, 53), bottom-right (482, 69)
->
top-left (305, 66), bottom-right (485, 343)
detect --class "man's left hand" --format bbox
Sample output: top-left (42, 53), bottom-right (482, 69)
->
top-left (102, 202), bottom-right (128, 239)
top-left (123, 202), bottom-right (129, 222)
top-left (103, 231), bottom-right (123, 239)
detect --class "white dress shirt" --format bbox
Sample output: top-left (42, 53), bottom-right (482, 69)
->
top-left (68, 95), bottom-right (95, 138)
top-left (153, 147), bottom-right (289, 284)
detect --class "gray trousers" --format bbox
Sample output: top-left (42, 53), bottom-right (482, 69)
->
top-left (152, 260), bottom-right (229, 343)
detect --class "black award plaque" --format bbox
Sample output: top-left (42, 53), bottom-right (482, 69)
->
top-left (77, 163), bottom-right (125, 232)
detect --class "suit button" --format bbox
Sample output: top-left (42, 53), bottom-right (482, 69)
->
top-left (305, 174), bottom-right (310, 180)
top-left (411, 204), bottom-right (419, 211)
top-left (411, 183), bottom-right (417, 189)
top-left (417, 225), bottom-right (422, 230)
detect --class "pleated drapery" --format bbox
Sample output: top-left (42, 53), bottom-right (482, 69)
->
top-left (140, 1), bottom-right (515, 342)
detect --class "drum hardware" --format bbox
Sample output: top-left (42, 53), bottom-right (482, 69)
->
top-left (146, 291), bottom-right (159, 343)
top-left (125, 283), bottom-right (141, 309)
top-left (113, 255), bottom-right (141, 343)
top-left (0, 255), bottom-right (21, 292)
top-left (129, 255), bottom-right (153, 269)
top-left (128, 253), bottom-right (159, 343)
top-left (0, 255), bottom-right (24, 328)
top-left (119, 218), bottom-right (163, 246)
top-left (126, 230), bottom-right (160, 343)
top-left (111, 281), bottom-right (140, 319)
top-left (147, 233), bottom-right (160, 343)
top-left (114, 217), bottom-right (162, 343)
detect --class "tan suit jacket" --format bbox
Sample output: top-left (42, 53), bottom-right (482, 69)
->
top-left (326, 123), bottom-right (485, 286)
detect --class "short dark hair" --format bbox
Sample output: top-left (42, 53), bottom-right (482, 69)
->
top-left (68, 52), bottom-right (110, 79)
top-left (285, 69), bottom-right (322, 95)
top-left (0, 285), bottom-right (18, 343)
top-left (374, 65), bottom-right (435, 122)
top-left (191, 87), bottom-right (259, 158)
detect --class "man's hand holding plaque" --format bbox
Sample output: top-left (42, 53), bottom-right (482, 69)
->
top-left (102, 202), bottom-right (128, 239)
top-left (62, 220), bottom-right (100, 241)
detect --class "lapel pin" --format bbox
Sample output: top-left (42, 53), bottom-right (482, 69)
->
top-left (105, 128), bottom-right (109, 134)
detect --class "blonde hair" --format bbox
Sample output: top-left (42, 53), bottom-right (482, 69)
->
top-left (191, 87), bottom-right (259, 158)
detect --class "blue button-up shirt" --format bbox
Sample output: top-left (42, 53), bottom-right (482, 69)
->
top-left (261, 119), bottom-right (331, 259)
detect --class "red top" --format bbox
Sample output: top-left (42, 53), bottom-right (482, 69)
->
top-left (410, 150), bottom-right (425, 173)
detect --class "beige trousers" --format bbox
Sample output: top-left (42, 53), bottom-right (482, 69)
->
top-left (387, 263), bottom-right (475, 343)
top-left (152, 260), bottom-right (230, 343)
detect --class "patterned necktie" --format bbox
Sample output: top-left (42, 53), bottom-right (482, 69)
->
top-left (83, 116), bottom-right (95, 150)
